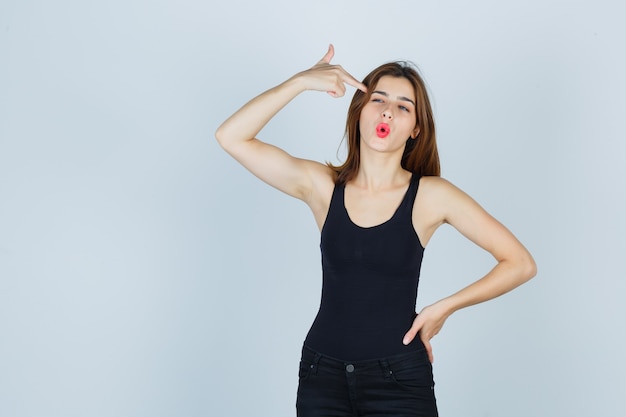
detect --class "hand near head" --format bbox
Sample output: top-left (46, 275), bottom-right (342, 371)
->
top-left (402, 302), bottom-right (451, 363)
top-left (297, 44), bottom-right (367, 97)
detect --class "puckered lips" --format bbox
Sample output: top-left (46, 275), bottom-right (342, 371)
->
top-left (376, 123), bottom-right (390, 138)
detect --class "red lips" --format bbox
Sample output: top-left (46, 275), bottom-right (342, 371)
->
top-left (376, 123), bottom-right (390, 138)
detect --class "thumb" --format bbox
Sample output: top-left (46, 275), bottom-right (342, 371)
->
top-left (403, 320), bottom-right (422, 345)
top-left (319, 43), bottom-right (335, 64)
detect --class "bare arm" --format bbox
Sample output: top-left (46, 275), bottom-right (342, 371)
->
top-left (404, 177), bottom-right (537, 362)
top-left (214, 45), bottom-right (366, 201)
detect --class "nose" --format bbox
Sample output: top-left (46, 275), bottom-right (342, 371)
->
top-left (382, 109), bottom-right (393, 120)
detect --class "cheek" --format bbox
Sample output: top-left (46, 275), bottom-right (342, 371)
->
top-left (358, 109), bottom-right (373, 125)
top-left (362, 105), bottom-right (382, 120)
top-left (399, 118), bottom-right (418, 137)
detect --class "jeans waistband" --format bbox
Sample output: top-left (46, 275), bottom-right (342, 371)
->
top-left (301, 343), bottom-right (427, 371)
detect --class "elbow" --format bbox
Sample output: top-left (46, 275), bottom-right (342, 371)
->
top-left (214, 124), bottom-right (246, 154)
top-left (521, 252), bottom-right (537, 282)
top-left (214, 125), bottom-right (227, 148)
top-left (503, 250), bottom-right (537, 284)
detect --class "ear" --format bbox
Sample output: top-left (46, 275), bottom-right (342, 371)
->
top-left (411, 126), bottom-right (421, 139)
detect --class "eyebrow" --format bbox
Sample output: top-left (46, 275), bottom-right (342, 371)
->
top-left (372, 90), bottom-right (416, 107)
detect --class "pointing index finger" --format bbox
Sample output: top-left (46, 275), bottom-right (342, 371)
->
top-left (344, 74), bottom-right (367, 93)
top-left (338, 68), bottom-right (367, 93)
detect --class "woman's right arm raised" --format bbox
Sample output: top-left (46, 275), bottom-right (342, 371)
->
top-left (214, 45), bottom-right (366, 201)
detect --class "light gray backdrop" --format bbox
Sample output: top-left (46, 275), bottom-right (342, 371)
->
top-left (1, 0), bottom-right (624, 416)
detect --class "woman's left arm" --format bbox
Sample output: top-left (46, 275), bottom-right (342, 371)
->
top-left (403, 177), bottom-right (537, 362)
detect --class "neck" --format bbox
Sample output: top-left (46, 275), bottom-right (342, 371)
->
top-left (353, 149), bottom-right (410, 191)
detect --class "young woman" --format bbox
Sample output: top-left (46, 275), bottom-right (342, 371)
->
top-left (215, 45), bottom-right (536, 417)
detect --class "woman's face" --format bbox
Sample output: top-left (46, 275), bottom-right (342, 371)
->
top-left (358, 75), bottom-right (419, 154)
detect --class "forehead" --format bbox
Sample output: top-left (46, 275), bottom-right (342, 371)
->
top-left (371, 76), bottom-right (415, 102)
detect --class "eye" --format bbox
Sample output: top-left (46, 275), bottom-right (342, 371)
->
top-left (372, 98), bottom-right (384, 103)
top-left (399, 105), bottom-right (410, 112)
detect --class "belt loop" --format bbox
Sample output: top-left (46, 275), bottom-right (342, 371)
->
top-left (379, 359), bottom-right (392, 379)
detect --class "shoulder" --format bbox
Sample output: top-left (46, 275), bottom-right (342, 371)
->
top-left (303, 160), bottom-right (336, 187)
top-left (416, 176), bottom-right (477, 222)
top-left (300, 160), bottom-right (336, 204)
top-left (418, 176), bottom-right (460, 198)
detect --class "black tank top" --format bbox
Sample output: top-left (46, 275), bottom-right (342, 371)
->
top-left (304, 173), bottom-right (425, 361)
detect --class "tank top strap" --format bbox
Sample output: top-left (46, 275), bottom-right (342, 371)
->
top-left (332, 180), bottom-right (346, 212)
top-left (322, 180), bottom-right (346, 229)
top-left (398, 173), bottom-right (421, 215)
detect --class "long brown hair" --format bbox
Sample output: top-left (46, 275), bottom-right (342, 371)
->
top-left (328, 62), bottom-right (440, 184)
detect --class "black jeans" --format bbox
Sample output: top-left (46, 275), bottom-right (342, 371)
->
top-left (296, 345), bottom-right (438, 417)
